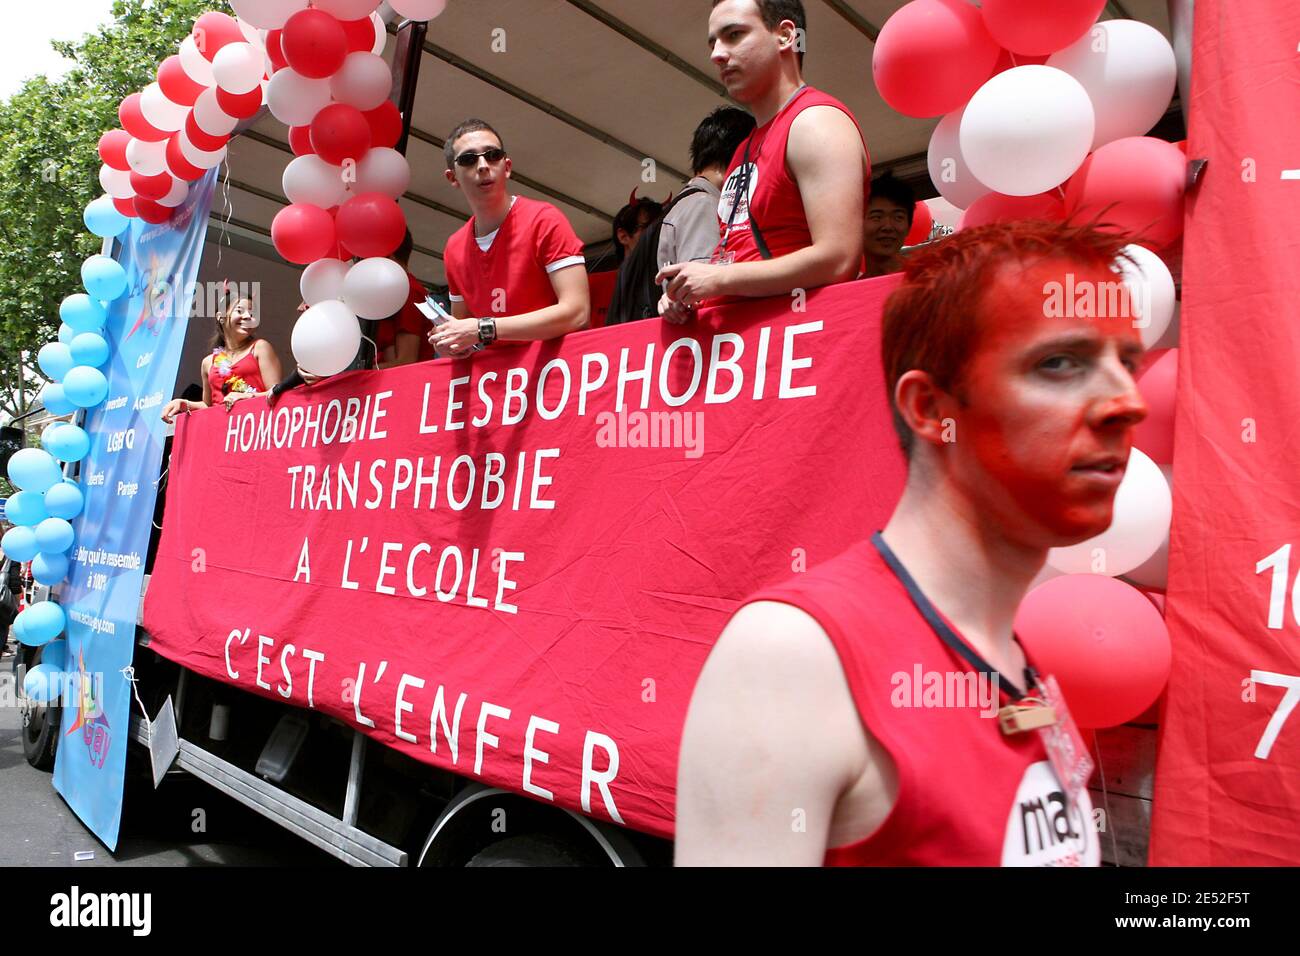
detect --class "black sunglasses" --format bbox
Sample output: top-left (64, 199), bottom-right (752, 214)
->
top-left (455, 147), bottom-right (507, 168)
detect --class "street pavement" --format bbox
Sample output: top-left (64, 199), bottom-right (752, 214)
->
top-left (0, 645), bottom-right (341, 867)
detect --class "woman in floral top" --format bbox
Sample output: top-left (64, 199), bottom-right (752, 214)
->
top-left (162, 288), bottom-right (283, 422)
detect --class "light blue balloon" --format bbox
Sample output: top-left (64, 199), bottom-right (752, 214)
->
top-left (40, 420), bottom-right (65, 444)
top-left (62, 366), bottom-right (110, 409)
top-left (7, 447), bottom-right (62, 493)
top-left (69, 332), bottom-right (110, 368)
top-left (40, 383), bottom-right (78, 417)
top-left (14, 601), bottom-right (65, 646)
top-left (1, 525), bottom-right (39, 562)
top-left (44, 423), bottom-right (90, 463)
top-left (12, 611), bottom-right (29, 644)
top-left (31, 551), bottom-right (69, 586)
top-left (59, 293), bottom-right (108, 333)
top-left (44, 481), bottom-right (84, 520)
top-left (42, 639), bottom-right (68, 673)
top-left (58, 322), bottom-right (76, 345)
top-left (38, 342), bottom-right (76, 382)
top-left (23, 664), bottom-right (61, 703)
top-left (81, 255), bottom-right (128, 302)
top-left (84, 194), bottom-right (130, 239)
top-left (34, 517), bottom-right (75, 553)
top-left (4, 490), bottom-right (48, 526)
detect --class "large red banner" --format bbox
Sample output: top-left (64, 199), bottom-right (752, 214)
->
top-left (144, 278), bottom-right (907, 838)
top-left (1150, 0), bottom-right (1300, 863)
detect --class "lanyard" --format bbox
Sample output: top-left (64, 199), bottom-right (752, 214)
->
top-left (719, 85), bottom-right (810, 256)
top-left (869, 531), bottom-right (1039, 701)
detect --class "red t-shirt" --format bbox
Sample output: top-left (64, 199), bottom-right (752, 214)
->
top-left (745, 537), bottom-right (1101, 867)
top-left (712, 86), bottom-right (869, 267)
top-left (443, 196), bottom-right (586, 319)
top-left (374, 271), bottom-right (435, 363)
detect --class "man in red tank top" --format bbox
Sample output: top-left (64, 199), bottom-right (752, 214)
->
top-left (676, 220), bottom-right (1149, 865)
top-left (656, 0), bottom-right (868, 319)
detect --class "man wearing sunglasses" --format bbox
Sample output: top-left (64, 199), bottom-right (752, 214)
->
top-left (431, 119), bottom-right (590, 357)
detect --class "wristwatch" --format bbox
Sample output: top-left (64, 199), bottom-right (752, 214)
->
top-left (477, 317), bottom-right (498, 346)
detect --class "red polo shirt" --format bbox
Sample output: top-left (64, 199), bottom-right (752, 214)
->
top-left (444, 196), bottom-right (586, 319)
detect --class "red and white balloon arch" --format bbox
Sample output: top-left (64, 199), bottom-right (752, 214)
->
top-left (93, 1), bottom-right (449, 375)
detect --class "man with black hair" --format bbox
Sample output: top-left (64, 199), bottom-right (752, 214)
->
top-left (657, 0), bottom-right (869, 318)
top-left (611, 197), bottom-right (664, 266)
top-left (864, 173), bottom-right (916, 278)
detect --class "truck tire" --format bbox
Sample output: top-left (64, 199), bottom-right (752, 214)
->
top-left (17, 646), bottom-right (60, 771)
top-left (465, 833), bottom-right (607, 867)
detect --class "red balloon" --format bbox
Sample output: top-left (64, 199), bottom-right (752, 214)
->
top-left (288, 125), bottom-right (315, 156)
top-left (185, 112), bottom-right (231, 153)
top-left (1134, 348), bottom-right (1177, 464)
top-left (266, 29), bottom-right (289, 72)
top-left (341, 16), bottom-right (378, 53)
top-left (130, 170), bottom-right (173, 201)
top-left (1014, 574), bottom-right (1171, 729)
top-left (310, 103), bottom-right (372, 166)
top-left (192, 11), bottom-right (244, 62)
top-left (166, 132), bottom-right (206, 182)
top-left (958, 190), bottom-right (1066, 230)
top-left (99, 129), bottom-right (132, 171)
top-left (272, 203), bottom-right (339, 264)
top-left (158, 55), bottom-right (206, 106)
top-left (363, 101), bottom-right (402, 150)
top-left (905, 201), bottom-right (934, 246)
top-left (113, 196), bottom-right (139, 218)
top-left (330, 236), bottom-right (355, 261)
top-left (134, 196), bottom-right (173, 225)
top-left (335, 192), bottom-right (406, 259)
top-left (873, 0), bottom-right (1002, 118)
top-left (981, 0), bottom-right (1107, 57)
top-left (217, 84), bottom-right (264, 120)
top-left (281, 9), bottom-right (349, 80)
top-left (119, 93), bottom-right (168, 143)
top-left (1064, 137), bottom-right (1187, 249)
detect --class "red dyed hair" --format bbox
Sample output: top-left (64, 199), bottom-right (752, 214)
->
top-left (881, 218), bottom-right (1134, 458)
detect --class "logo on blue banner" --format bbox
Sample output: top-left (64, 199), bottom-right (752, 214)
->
top-left (53, 170), bottom-right (218, 849)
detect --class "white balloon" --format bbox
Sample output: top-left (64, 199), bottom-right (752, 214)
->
top-left (312, 0), bottom-right (383, 19)
top-left (352, 147), bottom-right (410, 199)
top-left (300, 259), bottom-right (352, 306)
top-left (126, 137), bottom-right (169, 177)
top-left (237, 19), bottom-right (266, 52)
top-left (342, 257), bottom-right (410, 319)
top-left (179, 35), bottom-right (216, 87)
top-left (1115, 245), bottom-right (1176, 349)
top-left (330, 52), bottom-right (392, 111)
top-left (292, 300), bottom-right (362, 377)
top-left (192, 87), bottom-right (239, 136)
top-left (371, 12), bottom-right (387, 56)
top-left (927, 106), bottom-right (991, 211)
top-left (99, 164), bottom-right (134, 200)
top-left (158, 177), bottom-right (191, 208)
top-left (178, 131), bottom-right (228, 170)
top-left (139, 83), bottom-right (189, 133)
top-left (228, 0), bottom-right (309, 31)
top-left (1048, 20), bottom-right (1178, 151)
top-left (266, 68), bottom-right (333, 127)
top-left (1124, 465), bottom-right (1173, 591)
top-left (213, 42), bottom-right (266, 96)
top-left (1047, 448), bottom-right (1172, 577)
top-left (283, 154), bottom-right (348, 208)
top-left (960, 65), bottom-right (1095, 196)
top-left (390, 0), bottom-right (448, 21)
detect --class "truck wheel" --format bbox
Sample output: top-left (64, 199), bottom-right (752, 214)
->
top-left (18, 646), bottom-right (60, 771)
top-left (465, 833), bottom-right (606, 867)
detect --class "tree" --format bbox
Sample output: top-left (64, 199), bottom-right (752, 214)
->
top-left (0, 0), bottom-right (227, 425)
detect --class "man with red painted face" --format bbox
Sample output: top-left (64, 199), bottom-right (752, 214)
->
top-left (656, 0), bottom-right (869, 319)
top-left (676, 220), bottom-right (1149, 866)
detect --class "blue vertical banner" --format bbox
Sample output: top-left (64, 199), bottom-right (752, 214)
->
top-left (54, 171), bottom-right (217, 849)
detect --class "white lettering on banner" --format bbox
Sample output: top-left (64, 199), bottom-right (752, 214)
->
top-left (215, 636), bottom-right (626, 823)
top-left (132, 391), bottom-right (163, 412)
top-left (136, 351), bottom-right (152, 369)
top-left (87, 471), bottom-right (105, 486)
top-left (104, 396), bottom-right (128, 411)
top-left (116, 481), bottom-right (138, 498)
